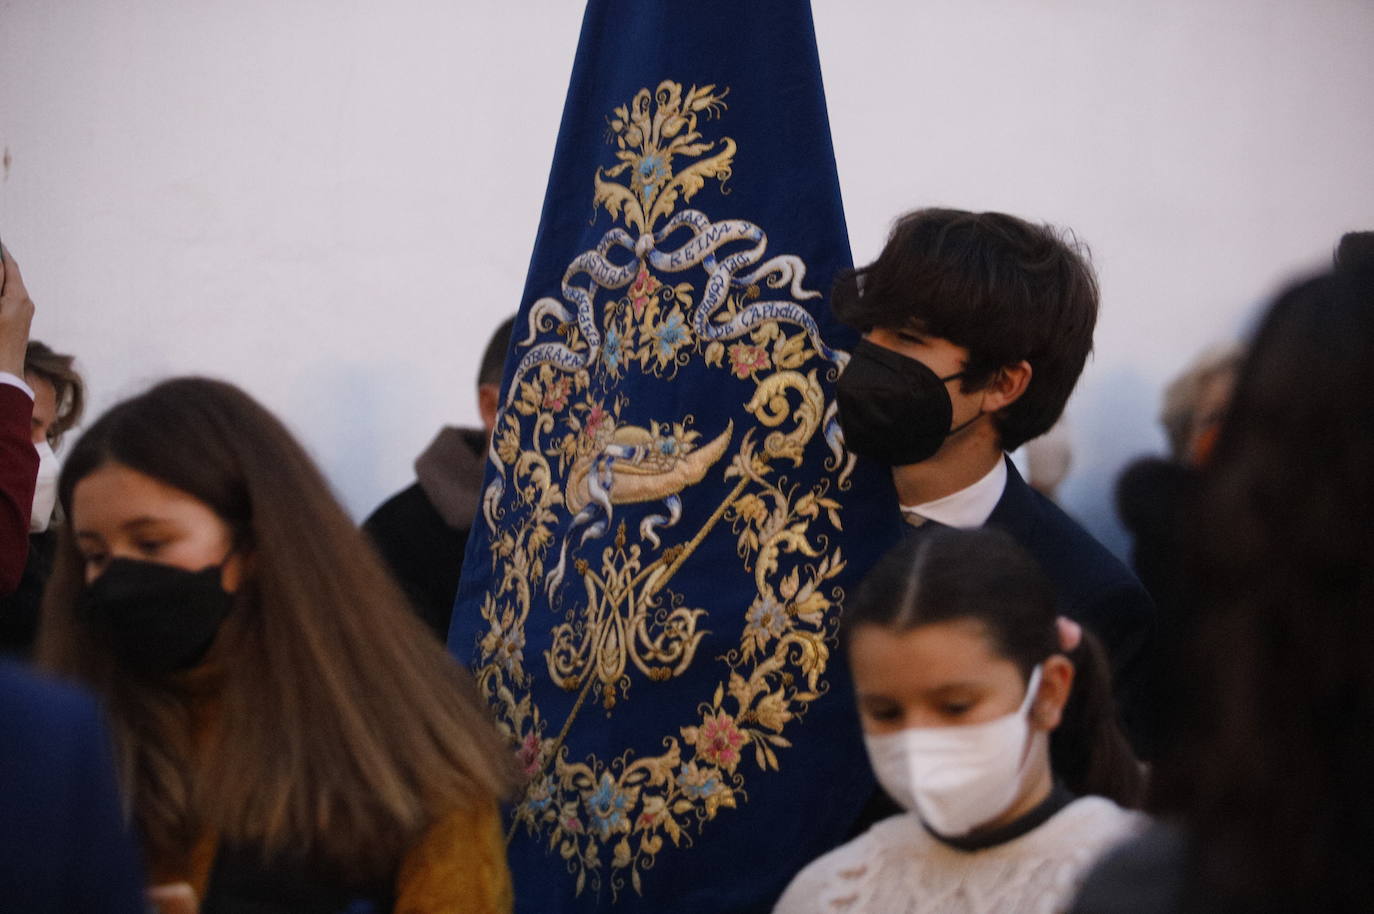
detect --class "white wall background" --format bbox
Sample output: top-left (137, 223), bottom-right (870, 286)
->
top-left (2, 0), bottom-right (1372, 556)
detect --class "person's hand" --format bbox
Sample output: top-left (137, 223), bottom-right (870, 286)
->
top-left (0, 243), bottom-right (35, 377)
top-left (147, 883), bottom-right (199, 914)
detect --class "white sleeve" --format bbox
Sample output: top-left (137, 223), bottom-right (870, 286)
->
top-left (772, 861), bottom-right (828, 914)
top-left (0, 372), bottom-right (34, 399)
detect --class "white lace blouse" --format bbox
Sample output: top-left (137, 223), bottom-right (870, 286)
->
top-left (774, 797), bottom-right (1143, 914)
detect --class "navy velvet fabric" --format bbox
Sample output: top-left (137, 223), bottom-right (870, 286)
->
top-left (448, 2), bottom-right (904, 911)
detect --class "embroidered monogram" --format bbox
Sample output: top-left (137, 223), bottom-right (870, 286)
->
top-left (469, 81), bottom-right (859, 900)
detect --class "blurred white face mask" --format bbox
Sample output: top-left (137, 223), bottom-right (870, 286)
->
top-left (30, 440), bottom-right (60, 533)
top-left (863, 665), bottom-right (1043, 837)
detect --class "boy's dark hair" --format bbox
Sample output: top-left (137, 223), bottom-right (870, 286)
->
top-left (832, 208), bottom-right (1099, 451)
top-left (477, 316), bottom-right (516, 388)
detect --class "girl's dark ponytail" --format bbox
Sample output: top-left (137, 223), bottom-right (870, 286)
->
top-left (1051, 630), bottom-right (1144, 808)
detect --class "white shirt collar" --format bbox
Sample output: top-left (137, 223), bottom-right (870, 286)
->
top-left (899, 457), bottom-right (1008, 529)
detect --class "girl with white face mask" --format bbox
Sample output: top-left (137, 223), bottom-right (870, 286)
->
top-left (775, 528), bottom-right (1146, 914)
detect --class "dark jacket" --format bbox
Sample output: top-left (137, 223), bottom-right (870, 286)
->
top-left (1114, 456), bottom-right (1201, 756)
top-left (363, 427), bottom-right (486, 641)
top-left (0, 529), bottom-right (56, 658)
top-left (0, 662), bottom-right (146, 913)
top-left (1115, 456), bottom-right (1198, 617)
top-left (1070, 822), bottom-right (1188, 914)
top-left (202, 844), bottom-right (393, 914)
top-left (987, 459), bottom-right (1157, 755)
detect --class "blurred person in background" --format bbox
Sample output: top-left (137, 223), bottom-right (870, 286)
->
top-left (364, 316), bottom-right (514, 641)
top-left (1074, 235), bottom-right (1374, 913)
top-left (1, 243), bottom-right (144, 911)
top-left (1115, 343), bottom-right (1243, 610)
top-left (38, 377), bottom-right (517, 914)
top-left (0, 242), bottom-right (40, 594)
top-left (1019, 417), bottom-right (1074, 502)
top-left (0, 340), bottom-right (85, 657)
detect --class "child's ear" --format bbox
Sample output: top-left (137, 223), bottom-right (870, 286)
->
top-left (982, 360), bottom-right (1032, 413)
top-left (1033, 653), bottom-right (1075, 732)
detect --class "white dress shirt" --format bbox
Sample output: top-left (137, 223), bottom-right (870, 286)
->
top-left (899, 457), bottom-right (1008, 529)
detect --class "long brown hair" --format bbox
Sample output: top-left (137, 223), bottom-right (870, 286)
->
top-left (37, 377), bottom-right (515, 878)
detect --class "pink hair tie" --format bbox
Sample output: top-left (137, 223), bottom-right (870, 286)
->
top-left (1056, 616), bottom-right (1083, 653)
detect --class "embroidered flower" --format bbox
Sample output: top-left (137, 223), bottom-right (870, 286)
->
top-left (635, 154), bottom-right (669, 192)
top-left (636, 794), bottom-right (666, 829)
top-left (583, 404), bottom-right (609, 442)
top-left (653, 308), bottom-right (689, 360)
top-left (601, 326), bottom-right (630, 375)
top-left (631, 268), bottom-right (663, 318)
top-left (526, 775), bottom-right (554, 813)
top-left (493, 625), bottom-right (525, 676)
top-left (743, 595), bottom-right (788, 654)
top-left (584, 772), bottom-right (632, 841)
top-left (516, 730), bottom-right (543, 778)
top-left (479, 606), bottom-right (526, 677)
top-left (676, 761), bottom-right (735, 817)
top-left (728, 342), bottom-right (770, 379)
top-left (694, 712), bottom-right (746, 771)
top-left (677, 761), bottom-right (723, 801)
top-left (542, 375), bottom-right (573, 412)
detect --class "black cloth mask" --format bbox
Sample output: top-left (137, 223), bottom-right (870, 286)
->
top-left (79, 558), bottom-right (234, 675)
top-left (836, 339), bottom-right (976, 466)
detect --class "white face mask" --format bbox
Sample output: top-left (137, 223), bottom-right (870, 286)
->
top-left (863, 665), bottom-right (1043, 837)
top-left (30, 439), bottom-right (60, 533)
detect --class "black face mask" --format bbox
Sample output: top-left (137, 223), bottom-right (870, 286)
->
top-left (835, 339), bottom-right (977, 466)
top-left (79, 558), bottom-right (235, 675)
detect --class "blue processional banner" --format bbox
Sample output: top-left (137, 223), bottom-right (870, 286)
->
top-left (448, 2), bottom-right (904, 910)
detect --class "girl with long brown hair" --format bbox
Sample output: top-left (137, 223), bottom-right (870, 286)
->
top-left (37, 377), bottom-right (516, 913)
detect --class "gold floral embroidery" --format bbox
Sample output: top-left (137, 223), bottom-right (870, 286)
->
top-left (468, 80), bottom-right (857, 901)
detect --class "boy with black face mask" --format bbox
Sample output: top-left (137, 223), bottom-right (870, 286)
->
top-left (833, 208), bottom-right (1155, 756)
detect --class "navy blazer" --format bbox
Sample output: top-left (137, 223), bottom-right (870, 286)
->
top-left (986, 460), bottom-right (1156, 754)
top-left (0, 662), bottom-right (146, 913)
